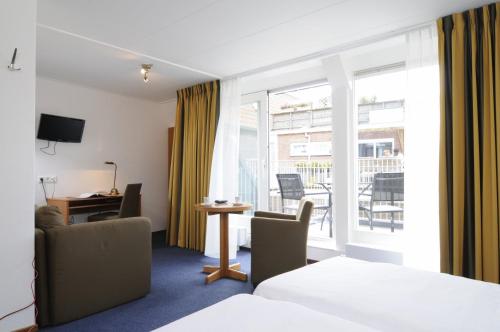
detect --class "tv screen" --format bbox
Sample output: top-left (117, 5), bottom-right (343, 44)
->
top-left (37, 113), bottom-right (85, 143)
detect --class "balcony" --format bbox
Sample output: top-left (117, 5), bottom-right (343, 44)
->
top-left (271, 107), bottom-right (332, 130)
top-left (239, 157), bottom-right (404, 238)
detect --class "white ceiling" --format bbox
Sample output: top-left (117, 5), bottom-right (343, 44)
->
top-left (37, 0), bottom-right (492, 102)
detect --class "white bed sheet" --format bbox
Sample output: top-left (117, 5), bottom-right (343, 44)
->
top-left (254, 256), bottom-right (500, 332)
top-left (153, 294), bottom-right (377, 332)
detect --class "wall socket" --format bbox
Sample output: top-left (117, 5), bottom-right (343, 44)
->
top-left (39, 176), bottom-right (57, 184)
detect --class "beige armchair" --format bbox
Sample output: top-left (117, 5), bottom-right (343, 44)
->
top-left (251, 199), bottom-right (314, 287)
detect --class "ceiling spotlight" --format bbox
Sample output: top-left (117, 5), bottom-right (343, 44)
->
top-left (140, 64), bottom-right (153, 83)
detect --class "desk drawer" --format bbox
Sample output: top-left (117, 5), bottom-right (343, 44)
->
top-left (68, 202), bottom-right (122, 214)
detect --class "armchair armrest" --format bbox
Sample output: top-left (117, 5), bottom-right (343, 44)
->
top-left (35, 228), bottom-right (49, 327)
top-left (254, 211), bottom-right (296, 220)
top-left (251, 217), bottom-right (308, 286)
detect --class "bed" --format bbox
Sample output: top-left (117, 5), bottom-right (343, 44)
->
top-left (254, 256), bottom-right (500, 332)
top-left (153, 294), bottom-right (377, 332)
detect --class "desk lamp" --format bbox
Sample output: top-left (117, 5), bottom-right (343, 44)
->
top-left (105, 161), bottom-right (119, 195)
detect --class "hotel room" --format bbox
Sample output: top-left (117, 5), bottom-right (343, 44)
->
top-left (1, 0), bottom-right (499, 331)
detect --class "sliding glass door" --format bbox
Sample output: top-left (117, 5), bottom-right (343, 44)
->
top-left (239, 92), bottom-right (268, 214)
top-left (239, 84), bottom-right (335, 242)
top-left (267, 83), bottom-right (333, 239)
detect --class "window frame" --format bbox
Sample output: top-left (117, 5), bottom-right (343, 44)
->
top-left (350, 63), bottom-right (406, 246)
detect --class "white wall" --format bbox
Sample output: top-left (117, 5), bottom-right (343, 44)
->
top-left (0, 0), bottom-right (37, 330)
top-left (35, 77), bottom-right (176, 231)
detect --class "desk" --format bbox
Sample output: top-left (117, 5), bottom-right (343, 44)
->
top-left (195, 203), bottom-right (251, 284)
top-left (47, 195), bottom-right (141, 224)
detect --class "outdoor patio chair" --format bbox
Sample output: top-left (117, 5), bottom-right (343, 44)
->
top-left (276, 173), bottom-right (333, 237)
top-left (359, 172), bottom-right (404, 232)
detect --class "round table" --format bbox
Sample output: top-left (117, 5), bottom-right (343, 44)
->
top-left (195, 203), bottom-right (252, 284)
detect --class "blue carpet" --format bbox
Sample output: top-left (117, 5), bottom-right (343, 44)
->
top-left (41, 247), bottom-right (253, 332)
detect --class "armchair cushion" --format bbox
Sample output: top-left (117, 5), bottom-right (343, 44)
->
top-left (35, 205), bottom-right (65, 230)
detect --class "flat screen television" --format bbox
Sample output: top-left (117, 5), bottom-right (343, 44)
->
top-left (37, 113), bottom-right (85, 143)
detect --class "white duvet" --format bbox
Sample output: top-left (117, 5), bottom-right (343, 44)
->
top-left (153, 294), bottom-right (377, 331)
top-left (254, 256), bottom-right (500, 332)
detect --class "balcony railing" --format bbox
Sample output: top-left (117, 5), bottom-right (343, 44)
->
top-left (239, 158), bottom-right (404, 230)
top-left (271, 107), bottom-right (331, 130)
top-left (241, 158), bottom-right (403, 190)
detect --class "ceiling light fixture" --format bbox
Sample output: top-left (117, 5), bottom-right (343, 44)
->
top-left (140, 64), bottom-right (152, 83)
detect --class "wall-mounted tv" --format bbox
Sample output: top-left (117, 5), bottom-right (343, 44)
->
top-left (37, 113), bottom-right (85, 143)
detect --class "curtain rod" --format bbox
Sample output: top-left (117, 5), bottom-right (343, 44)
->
top-left (226, 21), bottom-right (434, 80)
top-left (353, 61), bottom-right (406, 78)
top-left (241, 78), bottom-right (328, 97)
top-left (268, 79), bottom-right (329, 95)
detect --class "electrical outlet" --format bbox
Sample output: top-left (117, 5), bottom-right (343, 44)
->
top-left (39, 176), bottom-right (57, 184)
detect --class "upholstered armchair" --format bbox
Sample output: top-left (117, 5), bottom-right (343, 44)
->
top-left (35, 216), bottom-right (152, 326)
top-left (251, 199), bottom-right (314, 287)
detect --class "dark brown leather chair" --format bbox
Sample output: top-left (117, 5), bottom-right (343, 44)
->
top-left (35, 217), bottom-right (151, 326)
top-left (251, 199), bottom-right (314, 287)
top-left (88, 183), bottom-right (142, 222)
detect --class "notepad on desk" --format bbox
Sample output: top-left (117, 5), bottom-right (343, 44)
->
top-left (76, 191), bottom-right (109, 198)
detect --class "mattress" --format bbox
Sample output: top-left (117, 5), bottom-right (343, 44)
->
top-left (153, 294), bottom-right (377, 332)
top-left (254, 256), bottom-right (500, 332)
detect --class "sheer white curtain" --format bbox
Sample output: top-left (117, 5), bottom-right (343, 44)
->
top-left (403, 25), bottom-right (440, 271)
top-left (204, 78), bottom-right (242, 259)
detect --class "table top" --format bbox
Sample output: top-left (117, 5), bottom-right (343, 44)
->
top-left (194, 203), bottom-right (252, 213)
top-left (48, 195), bottom-right (123, 202)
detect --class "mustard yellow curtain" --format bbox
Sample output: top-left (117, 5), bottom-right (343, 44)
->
top-left (438, 2), bottom-right (499, 282)
top-left (167, 81), bottom-right (220, 251)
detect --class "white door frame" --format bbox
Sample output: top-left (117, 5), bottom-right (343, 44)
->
top-left (241, 91), bottom-right (269, 211)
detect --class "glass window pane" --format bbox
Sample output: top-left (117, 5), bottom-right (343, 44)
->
top-left (376, 142), bottom-right (393, 158)
top-left (355, 68), bottom-right (405, 233)
top-left (359, 143), bottom-right (374, 157)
